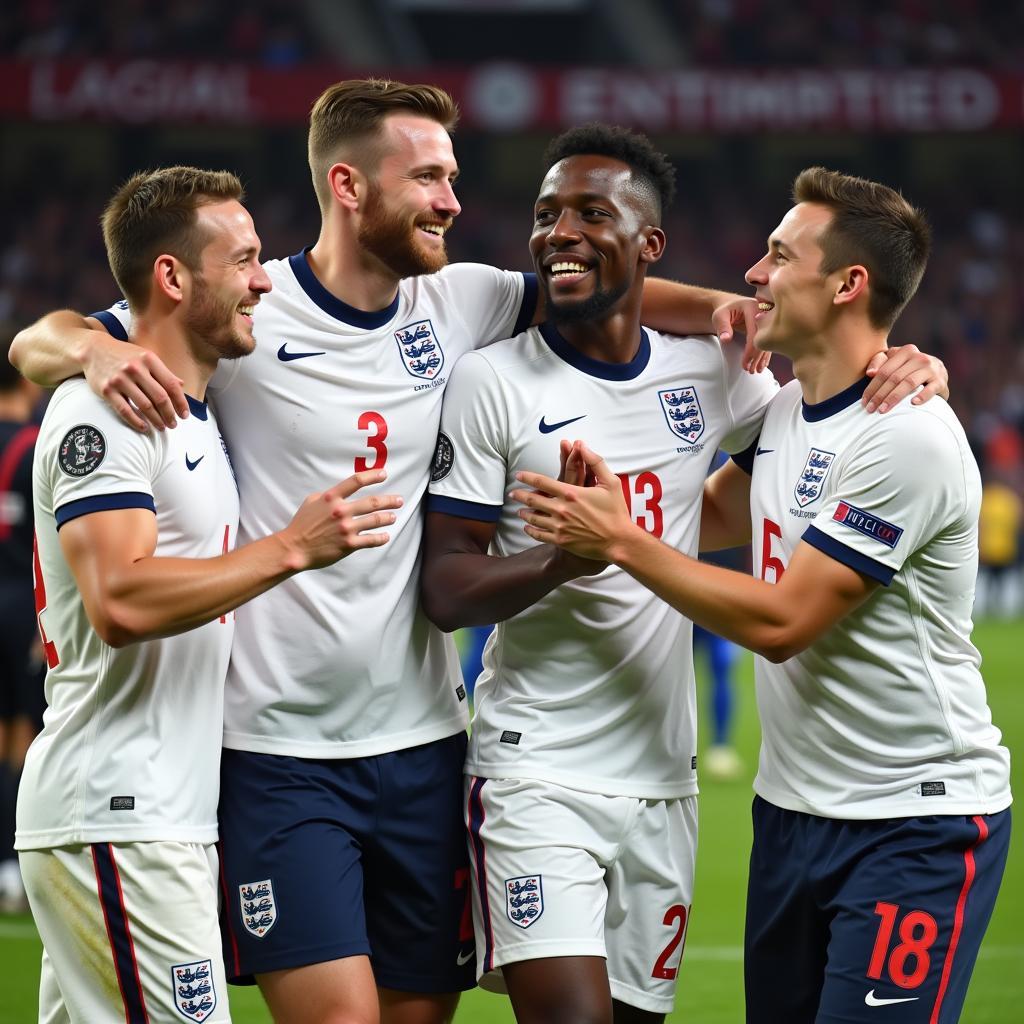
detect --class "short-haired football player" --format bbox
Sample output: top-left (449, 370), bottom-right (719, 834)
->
top-left (16, 166), bottom-right (399, 1024)
top-left (514, 167), bottom-right (1011, 1024)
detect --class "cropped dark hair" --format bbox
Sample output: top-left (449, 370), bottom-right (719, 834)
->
top-left (543, 123), bottom-right (676, 221)
top-left (101, 166), bottom-right (244, 311)
top-left (308, 78), bottom-right (459, 210)
top-left (793, 166), bottom-right (931, 329)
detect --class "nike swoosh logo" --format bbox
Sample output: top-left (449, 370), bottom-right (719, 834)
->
top-left (755, 447), bottom-right (774, 456)
top-left (277, 344), bottom-right (327, 362)
top-left (539, 414), bottom-right (587, 434)
top-left (456, 949), bottom-right (475, 966)
top-left (185, 454), bottom-right (204, 471)
top-left (865, 990), bottom-right (919, 1007)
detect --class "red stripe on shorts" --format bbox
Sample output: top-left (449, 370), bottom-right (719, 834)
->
top-left (929, 815), bottom-right (989, 1024)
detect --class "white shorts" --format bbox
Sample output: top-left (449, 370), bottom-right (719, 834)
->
top-left (465, 776), bottom-right (698, 1014)
top-left (20, 842), bottom-right (230, 1023)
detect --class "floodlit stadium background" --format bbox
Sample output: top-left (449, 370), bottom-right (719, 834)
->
top-left (1, 2), bottom-right (1020, 1021)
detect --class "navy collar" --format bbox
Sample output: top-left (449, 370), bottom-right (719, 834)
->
top-left (539, 322), bottom-right (651, 381)
top-left (185, 394), bottom-right (209, 421)
top-left (288, 248), bottom-right (400, 329)
top-left (801, 376), bottom-right (870, 422)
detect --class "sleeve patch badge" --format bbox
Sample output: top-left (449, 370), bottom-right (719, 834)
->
top-left (430, 431), bottom-right (455, 482)
top-left (832, 501), bottom-right (903, 549)
top-left (58, 425), bottom-right (106, 477)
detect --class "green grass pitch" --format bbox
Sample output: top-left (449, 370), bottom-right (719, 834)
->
top-left (1, 619), bottom-right (1019, 1023)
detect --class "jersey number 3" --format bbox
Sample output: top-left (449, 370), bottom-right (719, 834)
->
top-left (355, 411), bottom-right (388, 472)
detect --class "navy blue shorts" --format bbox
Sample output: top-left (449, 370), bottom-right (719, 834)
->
top-left (745, 797), bottom-right (1010, 1023)
top-left (217, 733), bottom-right (475, 992)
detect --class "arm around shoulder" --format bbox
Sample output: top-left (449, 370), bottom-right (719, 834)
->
top-left (10, 310), bottom-right (108, 386)
top-left (12, 308), bottom-right (189, 431)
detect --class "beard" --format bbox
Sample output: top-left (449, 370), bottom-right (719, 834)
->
top-left (185, 273), bottom-right (254, 361)
top-left (545, 275), bottom-right (631, 325)
top-left (357, 182), bottom-right (448, 279)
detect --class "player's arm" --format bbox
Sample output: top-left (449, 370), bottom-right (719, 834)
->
top-left (612, 530), bottom-right (875, 663)
top-left (59, 470), bottom-right (402, 647)
top-left (513, 444), bottom-right (878, 662)
top-left (639, 278), bottom-right (768, 370)
top-left (10, 309), bottom-right (188, 431)
top-left (699, 458), bottom-right (754, 553)
top-left (420, 508), bottom-right (602, 633)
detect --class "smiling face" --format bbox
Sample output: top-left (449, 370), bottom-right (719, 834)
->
top-left (185, 199), bottom-right (271, 360)
top-left (357, 113), bottom-right (461, 278)
top-left (530, 154), bottom-right (664, 325)
top-left (745, 202), bottom-right (839, 356)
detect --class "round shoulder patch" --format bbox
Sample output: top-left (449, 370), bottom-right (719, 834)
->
top-left (430, 431), bottom-right (456, 482)
top-left (58, 424), bottom-right (107, 477)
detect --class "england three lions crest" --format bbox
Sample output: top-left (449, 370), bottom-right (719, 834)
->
top-left (395, 319), bottom-right (444, 379)
top-left (505, 875), bottom-right (543, 929)
top-left (171, 959), bottom-right (217, 1021)
top-left (658, 387), bottom-right (705, 444)
top-left (239, 879), bottom-right (277, 938)
top-left (794, 447), bottom-right (836, 507)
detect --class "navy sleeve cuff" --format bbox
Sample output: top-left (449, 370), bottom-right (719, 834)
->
top-left (56, 492), bottom-right (155, 528)
top-left (731, 437), bottom-right (759, 476)
top-left (427, 495), bottom-right (502, 523)
top-left (91, 310), bottom-right (129, 341)
top-left (802, 525), bottom-right (895, 586)
top-left (512, 273), bottom-right (539, 337)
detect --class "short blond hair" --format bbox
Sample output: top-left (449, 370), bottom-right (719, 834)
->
top-left (101, 166), bottom-right (243, 310)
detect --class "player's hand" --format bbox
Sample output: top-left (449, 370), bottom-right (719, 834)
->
top-left (863, 344), bottom-right (950, 413)
top-left (557, 438), bottom-right (596, 488)
top-left (281, 469), bottom-right (404, 571)
top-left (83, 335), bottom-right (189, 432)
top-left (711, 297), bottom-right (771, 373)
top-left (512, 442), bottom-right (633, 565)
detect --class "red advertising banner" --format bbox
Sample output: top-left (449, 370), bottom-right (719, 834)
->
top-left (0, 60), bottom-right (1019, 132)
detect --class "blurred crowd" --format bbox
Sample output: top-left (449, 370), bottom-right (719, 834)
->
top-left (4, 0), bottom-right (1024, 69)
top-left (2, 0), bottom-right (318, 65)
top-left (663, 0), bottom-right (1024, 69)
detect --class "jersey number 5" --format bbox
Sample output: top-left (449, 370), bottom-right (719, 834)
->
top-left (355, 411), bottom-right (388, 472)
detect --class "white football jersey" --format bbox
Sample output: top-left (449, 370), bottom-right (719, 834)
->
top-left (429, 323), bottom-right (778, 798)
top-left (17, 380), bottom-right (238, 848)
top-left (97, 256), bottom-right (533, 757)
top-left (748, 378), bottom-right (1011, 819)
